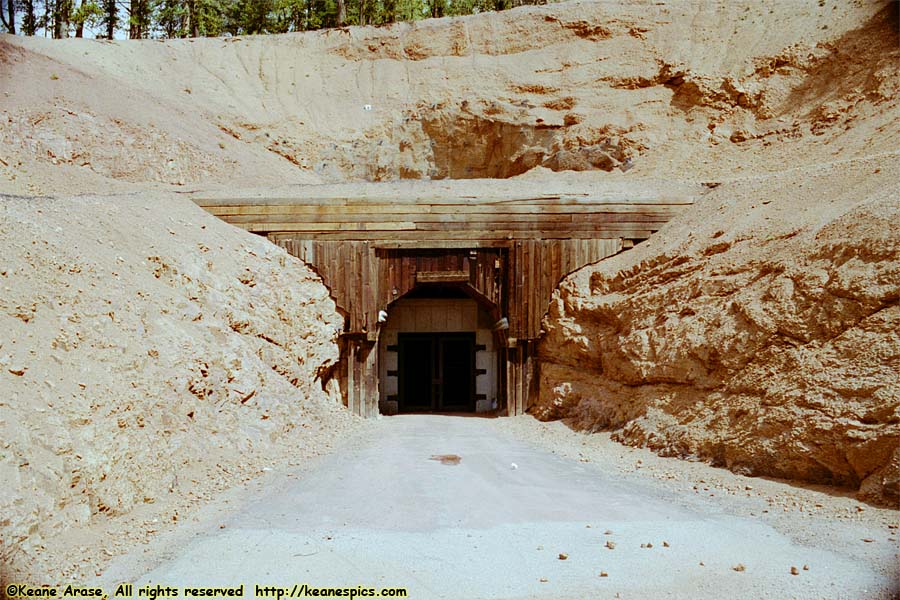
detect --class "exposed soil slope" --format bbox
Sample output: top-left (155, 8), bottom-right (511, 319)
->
top-left (0, 193), bottom-right (353, 579)
top-left (536, 155), bottom-right (900, 505)
top-left (2, 1), bottom-right (899, 194)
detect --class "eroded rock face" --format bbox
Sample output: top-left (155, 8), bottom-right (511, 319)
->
top-left (0, 194), bottom-right (351, 575)
top-left (536, 163), bottom-right (900, 505)
top-left (3, 1), bottom-right (897, 195)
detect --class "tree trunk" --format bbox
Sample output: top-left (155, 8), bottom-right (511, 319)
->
top-left (357, 0), bottom-right (365, 26)
top-left (104, 0), bottom-right (115, 38)
top-left (74, 0), bottom-right (84, 37)
top-left (22, 0), bottom-right (36, 34)
top-left (336, 0), bottom-right (345, 26)
top-left (188, 0), bottom-right (198, 36)
top-left (54, 0), bottom-right (62, 37)
top-left (53, 0), bottom-right (73, 38)
top-left (129, 0), bottom-right (138, 38)
top-left (53, 0), bottom-right (68, 40)
top-left (129, 0), bottom-right (143, 38)
top-left (64, 0), bottom-right (72, 37)
top-left (3, 0), bottom-right (15, 34)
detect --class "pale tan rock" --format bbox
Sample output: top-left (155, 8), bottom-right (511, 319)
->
top-left (0, 195), bottom-right (351, 580)
top-left (537, 164), bottom-right (900, 505)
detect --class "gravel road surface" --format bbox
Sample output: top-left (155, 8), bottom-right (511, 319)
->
top-left (97, 416), bottom-right (898, 599)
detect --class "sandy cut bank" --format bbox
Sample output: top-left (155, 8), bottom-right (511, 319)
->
top-left (536, 154), bottom-right (900, 506)
top-left (0, 193), bottom-right (355, 581)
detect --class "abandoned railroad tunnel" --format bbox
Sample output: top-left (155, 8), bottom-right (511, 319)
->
top-left (193, 182), bottom-right (697, 417)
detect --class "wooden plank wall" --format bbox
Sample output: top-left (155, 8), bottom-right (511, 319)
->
top-left (270, 236), bottom-right (623, 418)
top-left (506, 341), bottom-right (539, 418)
top-left (503, 239), bottom-right (622, 416)
top-left (341, 339), bottom-right (379, 418)
top-left (272, 238), bottom-right (378, 335)
top-left (201, 195), bottom-right (687, 241)
top-left (507, 238), bottom-right (623, 341)
top-left (378, 249), bottom-right (504, 318)
top-left (270, 237), bottom-right (507, 334)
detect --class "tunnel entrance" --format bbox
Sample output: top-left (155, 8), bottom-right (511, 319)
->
top-left (209, 190), bottom-right (690, 417)
top-left (379, 292), bottom-right (499, 416)
top-left (398, 332), bottom-right (475, 413)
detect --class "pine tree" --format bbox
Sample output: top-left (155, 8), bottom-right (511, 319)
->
top-left (129, 0), bottom-right (151, 37)
top-left (21, 0), bottom-right (38, 34)
top-left (99, 0), bottom-right (116, 37)
top-left (52, 0), bottom-right (74, 37)
top-left (0, 0), bottom-right (15, 34)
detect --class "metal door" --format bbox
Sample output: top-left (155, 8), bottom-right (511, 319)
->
top-left (398, 333), bottom-right (475, 413)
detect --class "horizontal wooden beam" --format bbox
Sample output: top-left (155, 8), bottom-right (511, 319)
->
top-left (218, 212), bottom-right (674, 225)
top-left (266, 228), bottom-right (655, 240)
top-left (194, 195), bottom-right (695, 208)
top-left (245, 221), bottom-right (656, 234)
top-left (201, 203), bottom-right (688, 216)
top-left (416, 270), bottom-right (470, 283)
top-left (372, 240), bottom-right (514, 249)
top-left (237, 221), bottom-right (418, 232)
top-left (198, 190), bottom-right (691, 245)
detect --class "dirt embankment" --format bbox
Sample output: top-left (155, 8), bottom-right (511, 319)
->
top-left (0, 194), bottom-right (353, 579)
top-left (535, 157), bottom-right (900, 505)
top-left (533, 2), bottom-right (900, 506)
top-left (2, 1), bottom-right (898, 195)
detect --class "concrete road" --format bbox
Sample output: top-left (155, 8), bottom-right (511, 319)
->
top-left (100, 416), bottom-right (892, 599)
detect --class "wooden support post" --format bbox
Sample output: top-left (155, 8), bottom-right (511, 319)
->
top-left (360, 341), bottom-right (368, 419)
top-left (523, 340), bottom-right (536, 414)
top-left (516, 343), bottom-right (525, 417)
top-left (348, 341), bottom-right (357, 416)
top-left (358, 342), bottom-right (365, 417)
top-left (344, 339), bottom-right (379, 418)
top-left (506, 350), bottom-right (515, 416)
top-left (365, 340), bottom-right (378, 417)
top-left (503, 340), bottom-right (539, 416)
top-left (507, 346), bottom-right (521, 416)
top-left (359, 342), bottom-right (367, 419)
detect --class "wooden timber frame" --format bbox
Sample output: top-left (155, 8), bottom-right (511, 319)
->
top-left (195, 191), bottom-right (693, 416)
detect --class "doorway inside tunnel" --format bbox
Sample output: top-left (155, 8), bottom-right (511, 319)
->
top-left (398, 332), bottom-right (475, 413)
top-left (379, 291), bottom-right (499, 416)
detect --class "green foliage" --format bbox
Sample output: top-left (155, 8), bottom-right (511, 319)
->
top-left (128, 0), bottom-right (153, 37)
top-left (231, 0), bottom-right (272, 33)
top-left (71, 0), bottom-right (105, 33)
top-left (195, 0), bottom-right (231, 36)
top-left (154, 0), bottom-right (187, 36)
top-left (21, 0), bottom-right (38, 35)
top-left (100, 0), bottom-right (117, 36)
top-left (14, 0), bottom-right (550, 38)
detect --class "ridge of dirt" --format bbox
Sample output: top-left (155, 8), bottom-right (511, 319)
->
top-left (2, 1), bottom-right (898, 193)
top-left (535, 152), bottom-right (900, 506)
top-left (0, 193), bottom-right (357, 581)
